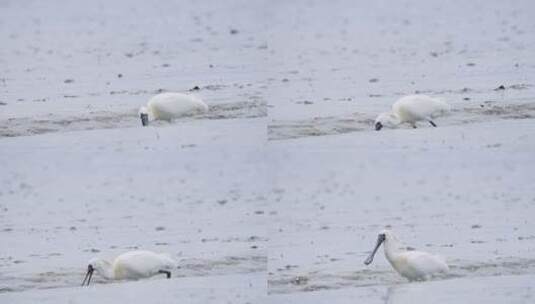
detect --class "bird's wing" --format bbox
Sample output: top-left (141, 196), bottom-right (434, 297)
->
top-left (149, 93), bottom-right (206, 116)
top-left (115, 251), bottom-right (165, 274)
top-left (428, 97), bottom-right (451, 117)
top-left (395, 95), bottom-right (450, 119)
top-left (405, 251), bottom-right (448, 273)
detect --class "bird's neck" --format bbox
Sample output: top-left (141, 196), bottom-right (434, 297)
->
top-left (389, 112), bottom-right (402, 125)
top-left (147, 107), bottom-right (157, 121)
top-left (96, 260), bottom-right (115, 280)
top-left (383, 237), bottom-right (405, 262)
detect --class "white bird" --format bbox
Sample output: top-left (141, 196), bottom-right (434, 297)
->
top-left (374, 95), bottom-right (450, 130)
top-left (139, 92), bottom-right (208, 126)
top-left (81, 250), bottom-right (177, 286)
top-left (363, 230), bottom-right (449, 281)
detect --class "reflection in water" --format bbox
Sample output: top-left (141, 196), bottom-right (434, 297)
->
top-left (384, 285), bottom-right (395, 304)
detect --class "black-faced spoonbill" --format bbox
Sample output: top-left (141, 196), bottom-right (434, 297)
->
top-left (82, 250), bottom-right (177, 286)
top-left (139, 92), bottom-right (208, 126)
top-left (374, 95), bottom-right (450, 130)
top-left (363, 230), bottom-right (449, 281)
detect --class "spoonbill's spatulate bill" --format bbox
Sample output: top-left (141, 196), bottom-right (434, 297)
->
top-left (363, 230), bottom-right (449, 281)
top-left (82, 250), bottom-right (177, 286)
top-left (374, 95), bottom-right (450, 130)
top-left (138, 92), bottom-right (208, 126)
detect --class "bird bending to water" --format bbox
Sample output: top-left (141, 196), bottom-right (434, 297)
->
top-left (139, 92), bottom-right (208, 126)
top-left (374, 95), bottom-right (450, 130)
top-left (82, 250), bottom-right (177, 286)
top-left (363, 230), bottom-right (449, 281)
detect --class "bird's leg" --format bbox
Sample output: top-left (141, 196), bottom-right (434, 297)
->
top-left (158, 270), bottom-right (171, 279)
top-left (428, 120), bottom-right (437, 127)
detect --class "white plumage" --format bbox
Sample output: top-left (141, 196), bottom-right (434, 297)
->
top-left (139, 92), bottom-right (208, 126)
top-left (374, 95), bottom-right (450, 130)
top-left (364, 230), bottom-right (449, 281)
top-left (82, 250), bottom-right (177, 286)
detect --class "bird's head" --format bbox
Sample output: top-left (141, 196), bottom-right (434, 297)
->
top-left (374, 112), bottom-right (399, 131)
top-left (139, 106), bottom-right (151, 126)
top-left (363, 229), bottom-right (395, 265)
top-left (81, 263), bottom-right (94, 286)
top-left (81, 258), bottom-right (111, 286)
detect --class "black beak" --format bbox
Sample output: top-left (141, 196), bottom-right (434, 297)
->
top-left (375, 122), bottom-right (383, 131)
top-left (364, 234), bottom-right (386, 265)
top-left (82, 265), bottom-right (94, 286)
top-left (140, 113), bottom-right (149, 126)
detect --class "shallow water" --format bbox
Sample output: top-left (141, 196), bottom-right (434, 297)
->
top-left (266, 119), bottom-right (535, 297)
top-left (0, 0), bottom-right (270, 138)
top-left (0, 254), bottom-right (266, 293)
top-left (269, 94), bottom-right (535, 140)
top-left (267, 274), bottom-right (535, 304)
top-left (0, 118), bottom-right (268, 294)
top-left (0, 99), bottom-right (266, 137)
top-left (268, 256), bottom-right (535, 294)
